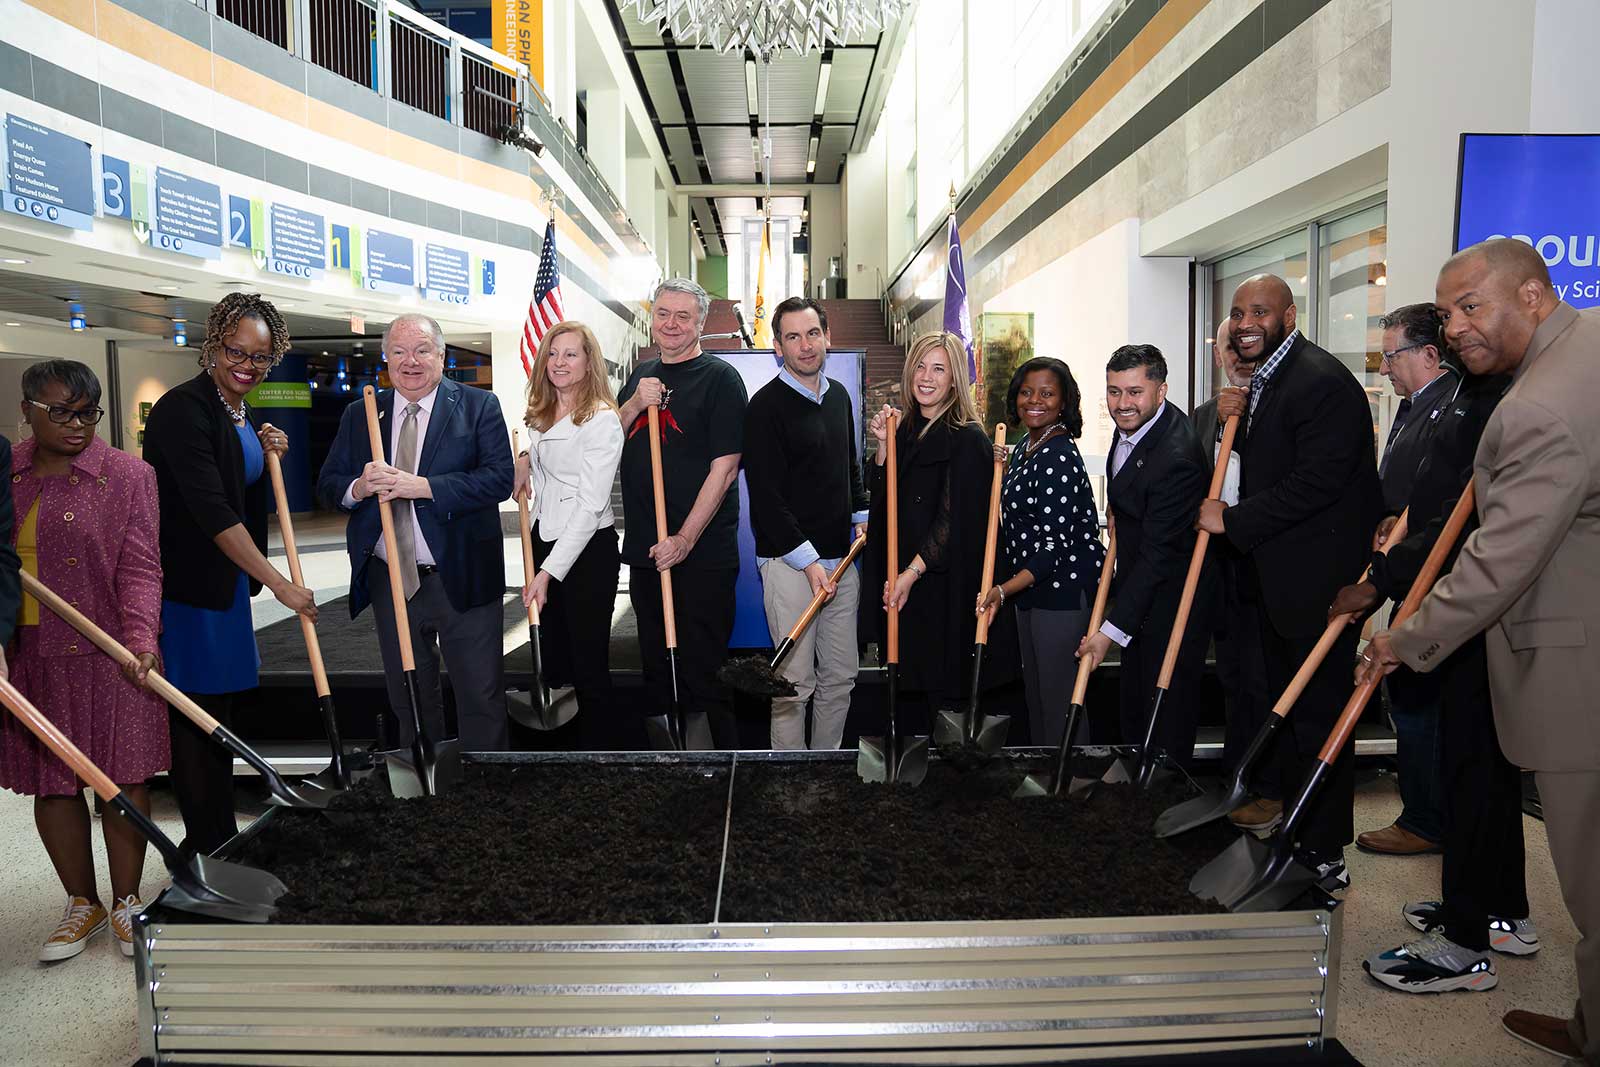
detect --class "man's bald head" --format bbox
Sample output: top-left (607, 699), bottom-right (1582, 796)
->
top-left (1435, 238), bottom-right (1560, 376)
top-left (1224, 273), bottom-right (1297, 368)
top-left (1236, 273), bottom-right (1295, 313)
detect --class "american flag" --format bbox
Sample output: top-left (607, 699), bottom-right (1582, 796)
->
top-left (521, 219), bottom-right (564, 376)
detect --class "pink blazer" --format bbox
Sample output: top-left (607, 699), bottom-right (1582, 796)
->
top-left (11, 437), bottom-right (163, 658)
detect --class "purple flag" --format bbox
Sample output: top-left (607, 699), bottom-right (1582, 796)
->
top-left (943, 211), bottom-right (976, 381)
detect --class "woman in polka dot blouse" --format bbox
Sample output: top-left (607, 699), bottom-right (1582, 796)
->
top-left (976, 357), bottom-right (1105, 747)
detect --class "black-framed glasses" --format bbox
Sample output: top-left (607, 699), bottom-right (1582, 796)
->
top-left (221, 342), bottom-right (276, 370)
top-left (1380, 343), bottom-right (1428, 365)
top-left (27, 399), bottom-right (104, 426)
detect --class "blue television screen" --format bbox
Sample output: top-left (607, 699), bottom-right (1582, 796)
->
top-left (1456, 133), bottom-right (1600, 308)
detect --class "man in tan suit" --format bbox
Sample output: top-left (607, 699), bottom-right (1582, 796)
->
top-left (1362, 238), bottom-right (1600, 1064)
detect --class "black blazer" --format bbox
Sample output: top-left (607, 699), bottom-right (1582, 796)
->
top-left (1379, 367), bottom-right (1461, 513)
top-left (0, 435), bottom-right (22, 646)
top-left (143, 371), bottom-right (268, 610)
top-left (1222, 334), bottom-right (1383, 637)
top-left (1105, 403), bottom-right (1211, 639)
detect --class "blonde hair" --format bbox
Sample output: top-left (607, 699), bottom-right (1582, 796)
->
top-left (901, 332), bottom-right (979, 438)
top-left (524, 321), bottom-right (617, 432)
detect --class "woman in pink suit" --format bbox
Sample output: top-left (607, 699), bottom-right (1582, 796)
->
top-left (0, 360), bottom-right (166, 963)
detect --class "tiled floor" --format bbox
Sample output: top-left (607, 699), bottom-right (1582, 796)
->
top-left (0, 772), bottom-right (1578, 1067)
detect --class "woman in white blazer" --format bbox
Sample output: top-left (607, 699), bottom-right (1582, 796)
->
top-left (514, 321), bottom-right (624, 747)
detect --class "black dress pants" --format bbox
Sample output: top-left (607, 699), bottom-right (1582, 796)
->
top-left (629, 565), bottom-right (738, 749)
top-left (1438, 634), bottom-right (1529, 950)
top-left (1257, 602), bottom-right (1358, 856)
top-left (1216, 556), bottom-right (1275, 796)
top-left (534, 524), bottom-right (621, 750)
top-left (167, 691), bottom-right (239, 856)
top-left (1117, 583), bottom-right (1215, 773)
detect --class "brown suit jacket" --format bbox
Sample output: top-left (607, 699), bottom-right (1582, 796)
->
top-left (1390, 302), bottom-right (1600, 771)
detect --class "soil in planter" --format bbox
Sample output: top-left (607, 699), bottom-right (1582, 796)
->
top-left (235, 763), bottom-right (728, 925)
top-left (715, 758), bottom-right (1235, 923)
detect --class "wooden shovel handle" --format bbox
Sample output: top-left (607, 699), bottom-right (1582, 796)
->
top-left (513, 430), bottom-right (541, 627)
top-left (21, 570), bottom-right (222, 736)
top-left (785, 534), bottom-right (867, 643)
top-left (363, 386), bottom-right (416, 672)
top-left (265, 450), bottom-right (331, 699)
top-left (647, 404), bottom-right (677, 650)
top-left (0, 677), bottom-right (120, 801)
top-left (1317, 483), bottom-right (1476, 763)
top-left (974, 423), bottom-right (1007, 645)
top-left (1268, 508), bottom-right (1411, 720)
top-left (1069, 527), bottom-right (1118, 706)
top-left (885, 409), bottom-right (899, 666)
top-left (1156, 414), bottom-right (1241, 687)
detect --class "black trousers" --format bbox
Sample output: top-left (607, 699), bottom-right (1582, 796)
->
top-left (629, 565), bottom-right (738, 749)
top-left (1215, 557), bottom-right (1275, 796)
top-left (1118, 591), bottom-right (1214, 772)
top-left (168, 691), bottom-right (239, 856)
top-left (1257, 602), bottom-right (1358, 856)
top-left (534, 524), bottom-right (621, 750)
top-left (1438, 634), bottom-right (1528, 950)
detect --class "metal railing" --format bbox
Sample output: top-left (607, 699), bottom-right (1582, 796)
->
top-left (309, 0), bottom-right (377, 91)
top-left (387, 7), bottom-right (451, 120)
top-left (217, 0), bottom-right (289, 48)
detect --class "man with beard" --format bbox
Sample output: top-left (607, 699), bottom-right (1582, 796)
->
top-left (617, 278), bottom-right (748, 749)
top-left (1198, 274), bottom-right (1382, 891)
top-left (1361, 239), bottom-right (1600, 1060)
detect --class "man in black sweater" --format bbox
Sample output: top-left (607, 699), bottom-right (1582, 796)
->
top-left (743, 297), bottom-right (869, 749)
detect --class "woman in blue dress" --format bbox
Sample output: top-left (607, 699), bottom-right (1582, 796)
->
top-left (142, 293), bottom-right (317, 854)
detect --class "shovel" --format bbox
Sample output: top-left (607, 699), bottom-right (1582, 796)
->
top-left (362, 385), bottom-right (462, 797)
top-left (506, 429), bottom-right (577, 731)
top-left (265, 449), bottom-right (368, 796)
top-left (719, 533), bottom-right (867, 698)
top-left (1193, 484), bottom-right (1475, 912)
top-left (1156, 508), bottom-right (1411, 838)
top-left (1015, 524), bottom-right (1118, 798)
top-left (0, 677), bottom-right (285, 921)
top-left (21, 571), bottom-right (331, 812)
top-left (858, 410), bottom-right (930, 787)
top-left (1105, 414), bottom-right (1241, 789)
top-left (642, 402), bottom-right (712, 750)
top-left (936, 423), bottom-right (1010, 756)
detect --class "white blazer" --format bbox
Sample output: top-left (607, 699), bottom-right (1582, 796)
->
top-left (527, 406), bottom-right (624, 581)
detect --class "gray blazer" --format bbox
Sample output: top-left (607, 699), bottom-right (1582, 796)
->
top-left (1390, 302), bottom-right (1600, 771)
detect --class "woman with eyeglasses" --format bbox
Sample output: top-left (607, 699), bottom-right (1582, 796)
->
top-left (142, 292), bottom-right (316, 856)
top-left (512, 321), bottom-right (624, 748)
top-left (0, 360), bottom-right (167, 961)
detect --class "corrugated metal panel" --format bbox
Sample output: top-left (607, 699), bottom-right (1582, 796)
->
top-left (754, 53), bottom-right (821, 124)
top-left (635, 52), bottom-right (685, 125)
top-left (823, 48), bottom-right (874, 123)
top-left (698, 126), bottom-right (757, 182)
top-left (677, 51), bottom-right (751, 124)
top-left (764, 126), bottom-right (813, 182)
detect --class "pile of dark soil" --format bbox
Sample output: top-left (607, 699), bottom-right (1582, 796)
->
top-left (237, 763), bottom-right (728, 925)
top-left (716, 759), bottom-right (1233, 923)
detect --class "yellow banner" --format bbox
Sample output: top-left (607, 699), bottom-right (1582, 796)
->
top-left (752, 219), bottom-right (773, 349)
top-left (493, 0), bottom-right (543, 83)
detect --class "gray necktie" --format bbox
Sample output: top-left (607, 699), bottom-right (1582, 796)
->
top-left (393, 402), bottom-right (421, 600)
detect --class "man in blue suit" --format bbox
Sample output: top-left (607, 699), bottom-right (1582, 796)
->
top-left (318, 313), bottom-right (514, 751)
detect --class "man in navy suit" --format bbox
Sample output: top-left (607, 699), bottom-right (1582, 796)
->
top-left (318, 313), bottom-right (514, 751)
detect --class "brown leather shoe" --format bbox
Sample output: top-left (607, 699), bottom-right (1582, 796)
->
top-left (1502, 1010), bottom-right (1581, 1059)
top-left (1228, 796), bottom-right (1283, 832)
top-left (1356, 822), bottom-right (1442, 855)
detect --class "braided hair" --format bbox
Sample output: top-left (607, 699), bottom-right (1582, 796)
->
top-left (199, 292), bottom-right (291, 369)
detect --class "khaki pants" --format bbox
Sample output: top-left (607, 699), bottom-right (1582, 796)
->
top-left (760, 560), bottom-right (861, 750)
top-left (1535, 769), bottom-right (1600, 1064)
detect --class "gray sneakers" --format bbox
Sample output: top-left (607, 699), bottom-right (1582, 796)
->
top-left (1402, 900), bottom-right (1541, 956)
top-left (1364, 930), bottom-right (1498, 993)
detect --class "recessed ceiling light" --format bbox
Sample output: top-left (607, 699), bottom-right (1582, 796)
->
top-left (3, 321), bottom-right (19, 327)
top-left (471, 340), bottom-right (483, 345)
top-left (158, 285), bottom-right (178, 290)
top-left (1, 258), bottom-right (28, 265)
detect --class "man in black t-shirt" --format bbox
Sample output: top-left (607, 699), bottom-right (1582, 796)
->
top-left (617, 277), bottom-right (748, 748)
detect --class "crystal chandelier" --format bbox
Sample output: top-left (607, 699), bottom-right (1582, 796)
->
top-left (625, 0), bottom-right (912, 55)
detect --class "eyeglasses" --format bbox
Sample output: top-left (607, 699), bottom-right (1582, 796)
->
top-left (27, 399), bottom-right (104, 426)
top-left (1379, 343), bottom-right (1429, 365)
top-left (221, 342), bottom-right (276, 370)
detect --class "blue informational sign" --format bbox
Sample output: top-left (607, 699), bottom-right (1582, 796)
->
top-left (329, 223), bottom-right (351, 270)
top-left (149, 167), bottom-right (223, 260)
top-left (365, 228), bottom-right (416, 294)
top-left (266, 203), bottom-right (325, 280)
top-left (2, 114), bottom-right (95, 231)
top-left (100, 155), bottom-right (131, 220)
top-left (1456, 134), bottom-right (1600, 309)
top-left (480, 257), bottom-right (496, 296)
top-left (227, 195), bottom-right (252, 248)
top-left (722, 350), bottom-right (866, 649)
top-left (423, 243), bottom-right (471, 304)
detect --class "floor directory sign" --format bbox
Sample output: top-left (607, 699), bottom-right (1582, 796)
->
top-left (366, 229), bottom-right (416, 294)
top-left (422, 243), bottom-right (470, 304)
top-left (265, 203), bottom-right (326, 280)
top-left (2, 114), bottom-right (95, 231)
top-left (150, 167), bottom-right (223, 259)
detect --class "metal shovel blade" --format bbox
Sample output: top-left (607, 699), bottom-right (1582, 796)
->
top-left (932, 710), bottom-right (966, 748)
top-left (262, 773), bottom-right (336, 810)
top-left (934, 709), bottom-right (1010, 756)
top-left (1189, 832), bottom-right (1263, 903)
top-left (1228, 847), bottom-right (1320, 913)
top-left (507, 685), bottom-right (579, 731)
top-left (164, 853), bottom-right (287, 923)
top-left (1155, 779), bottom-right (1248, 839)
top-left (384, 737), bottom-right (462, 800)
top-left (856, 734), bottom-right (929, 786)
top-left (1015, 769), bottom-right (1099, 799)
top-left (299, 750), bottom-right (380, 799)
top-left (644, 713), bottom-right (681, 751)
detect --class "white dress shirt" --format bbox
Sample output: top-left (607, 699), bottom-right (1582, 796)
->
top-left (528, 405), bottom-right (624, 582)
top-left (342, 386), bottom-right (438, 566)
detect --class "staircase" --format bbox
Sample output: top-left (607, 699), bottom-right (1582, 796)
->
top-left (816, 299), bottom-right (904, 416)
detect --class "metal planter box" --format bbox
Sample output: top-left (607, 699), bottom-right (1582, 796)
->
top-left (133, 752), bottom-right (1340, 1065)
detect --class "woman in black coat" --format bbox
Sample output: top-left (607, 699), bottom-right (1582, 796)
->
top-left (141, 293), bottom-right (316, 855)
top-left (865, 332), bottom-right (994, 733)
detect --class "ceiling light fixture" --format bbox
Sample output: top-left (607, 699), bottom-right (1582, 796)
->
top-left (627, 0), bottom-right (910, 55)
top-left (744, 58), bottom-right (759, 114)
top-left (4, 321), bottom-right (20, 327)
top-left (813, 60), bottom-right (832, 115)
top-left (2, 257), bottom-right (29, 265)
